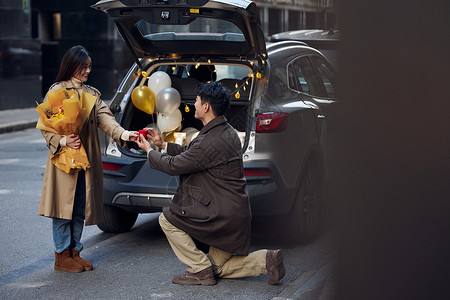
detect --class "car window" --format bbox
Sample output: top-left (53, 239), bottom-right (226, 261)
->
top-left (136, 18), bottom-right (245, 42)
top-left (288, 64), bottom-right (298, 90)
top-left (289, 57), bottom-right (324, 97)
top-left (312, 56), bottom-right (337, 98)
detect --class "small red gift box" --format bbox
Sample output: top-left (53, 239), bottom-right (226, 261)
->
top-left (139, 129), bottom-right (148, 138)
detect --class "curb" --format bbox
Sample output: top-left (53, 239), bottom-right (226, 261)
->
top-left (273, 251), bottom-right (335, 300)
top-left (0, 120), bottom-right (37, 134)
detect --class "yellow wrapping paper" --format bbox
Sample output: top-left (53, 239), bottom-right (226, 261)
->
top-left (36, 87), bottom-right (96, 174)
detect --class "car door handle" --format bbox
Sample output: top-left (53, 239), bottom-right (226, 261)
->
top-left (317, 114), bottom-right (325, 119)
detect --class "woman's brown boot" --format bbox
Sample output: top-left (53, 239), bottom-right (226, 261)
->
top-left (54, 249), bottom-right (84, 273)
top-left (72, 249), bottom-right (93, 271)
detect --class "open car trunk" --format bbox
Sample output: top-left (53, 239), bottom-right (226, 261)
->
top-left (92, 0), bottom-right (267, 156)
top-left (122, 61), bottom-right (255, 155)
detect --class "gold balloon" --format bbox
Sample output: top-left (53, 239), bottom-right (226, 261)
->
top-left (131, 85), bottom-right (155, 114)
top-left (164, 132), bottom-right (175, 143)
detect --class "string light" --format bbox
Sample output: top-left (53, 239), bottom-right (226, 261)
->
top-left (134, 53), bottom-right (267, 100)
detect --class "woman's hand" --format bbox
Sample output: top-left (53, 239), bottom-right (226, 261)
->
top-left (128, 131), bottom-right (139, 142)
top-left (66, 134), bottom-right (81, 150)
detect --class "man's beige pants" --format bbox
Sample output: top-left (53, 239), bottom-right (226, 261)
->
top-left (159, 213), bottom-right (268, 278)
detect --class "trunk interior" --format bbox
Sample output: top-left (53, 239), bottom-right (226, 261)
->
top-left (122, 63), bottom-right (254, 155)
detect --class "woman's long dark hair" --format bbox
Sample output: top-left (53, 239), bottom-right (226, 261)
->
top-left (54, 45), bottom-right (91, 83)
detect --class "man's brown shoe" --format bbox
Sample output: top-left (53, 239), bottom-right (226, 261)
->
top-left (72, 249), bottom-right (93, 271)
top-left (172, 266), bottom-right (216, 286)
top-left (54, 249), bottom-right (84, 273)
top-left (266, 249), bottom-right (286, 285)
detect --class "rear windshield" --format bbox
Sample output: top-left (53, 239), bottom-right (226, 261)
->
top-left (136, 18), bottom-right (245, 42)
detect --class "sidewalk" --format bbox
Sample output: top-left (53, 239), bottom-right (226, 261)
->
top-left (0, 107), bottom-right (38, 134)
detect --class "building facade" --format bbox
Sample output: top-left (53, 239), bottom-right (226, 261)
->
top-left (0, 0), bottom-right (338, 110)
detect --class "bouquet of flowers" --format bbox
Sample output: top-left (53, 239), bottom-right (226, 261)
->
top-left (36, 87), bottom-right (96, 174)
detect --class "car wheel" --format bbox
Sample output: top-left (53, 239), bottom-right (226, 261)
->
top-left (97, 204), bottom-right (138, 233)
top-left (290, 161), bottom-right (322, 244)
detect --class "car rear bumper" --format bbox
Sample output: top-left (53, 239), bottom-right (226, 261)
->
top-left (103, 156), bottom-right (296, 217)
top-left (111, 192), bottom-right (173, 212)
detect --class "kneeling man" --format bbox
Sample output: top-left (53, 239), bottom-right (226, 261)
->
top-left (136, 82), bottom-right (285, 286)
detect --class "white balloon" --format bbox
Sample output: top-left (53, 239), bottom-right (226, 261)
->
top-left (191, 131), bottom-right (200, 142)
top-left (148, 71), bottom-right (171, 97)
top-left (156, 87), bottom-right (181, 115)
top-left (157, 110), bottom-right (182, 134)
top-left (181, 127), bottom-right (198, 134)
top-left (182, 127), bottom-right (200, 144)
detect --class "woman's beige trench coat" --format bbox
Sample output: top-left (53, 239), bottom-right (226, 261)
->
top-left (38, 80), bottom-right (126, 225)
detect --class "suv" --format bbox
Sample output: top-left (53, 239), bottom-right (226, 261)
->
top-left (269, 29), bottom-right (341, 71)
top-left (93, 0), bottom-right (336, 243)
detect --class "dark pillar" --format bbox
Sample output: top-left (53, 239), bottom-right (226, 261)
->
top-left (336, 1), bottom-right (450, 299)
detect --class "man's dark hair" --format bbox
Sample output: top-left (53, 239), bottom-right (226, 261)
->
top-left (196, 81), bottom-right (230, 117)
top-left (54, 45), bottom-right (91, 83)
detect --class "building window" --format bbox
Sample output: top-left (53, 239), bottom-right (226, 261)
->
top-left (268, 8), bottom-right (280, 36)
top-left (288, 10), bottom-right (301, 30)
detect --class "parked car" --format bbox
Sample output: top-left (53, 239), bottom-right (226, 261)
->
top-left (270, 29), bottom-right (341, 170)
top-left (92, 0), bottom-right (336, 243)
top-left (269, 29), bottom-right (340, 71)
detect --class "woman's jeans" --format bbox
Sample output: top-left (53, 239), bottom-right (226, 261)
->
top-left (52, 170), bottom-right (86, 253)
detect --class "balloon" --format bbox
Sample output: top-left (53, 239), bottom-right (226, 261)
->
top-left (131, 85), bottom-right (155, 114)
top-left (164, 132), bottom-right (175, 143)
top-left (156, 87), bottom-right (181, 115)
top-left (157, 110), bottom-right (182, 133)
top-left (181, 127), bottom-right (198, 134)
top-left (191, 131), bottom-right (200, 142)
top-left (148, 71), bottom-right (171, 97)
top-left (182, 127), bottom-right (200, 144)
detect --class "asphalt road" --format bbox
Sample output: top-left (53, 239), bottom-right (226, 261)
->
top-left (0, 128), bottom-right (336, 300)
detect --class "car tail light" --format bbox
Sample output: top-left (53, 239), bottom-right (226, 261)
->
top-left (102, 162), bottom-right (120, 171)
top-left (244, 168), bottom-right (272, 177)
top-left (256, 112), bottom-right (289, 133)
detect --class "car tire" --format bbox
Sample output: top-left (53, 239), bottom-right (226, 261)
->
top-left (289, 161), bottom-right (322, 244)
top-left (97, 204), bottom-right (138, 233)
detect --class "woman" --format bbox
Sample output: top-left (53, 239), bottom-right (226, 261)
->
top-left (38, 45), bottom-right (138, 273)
